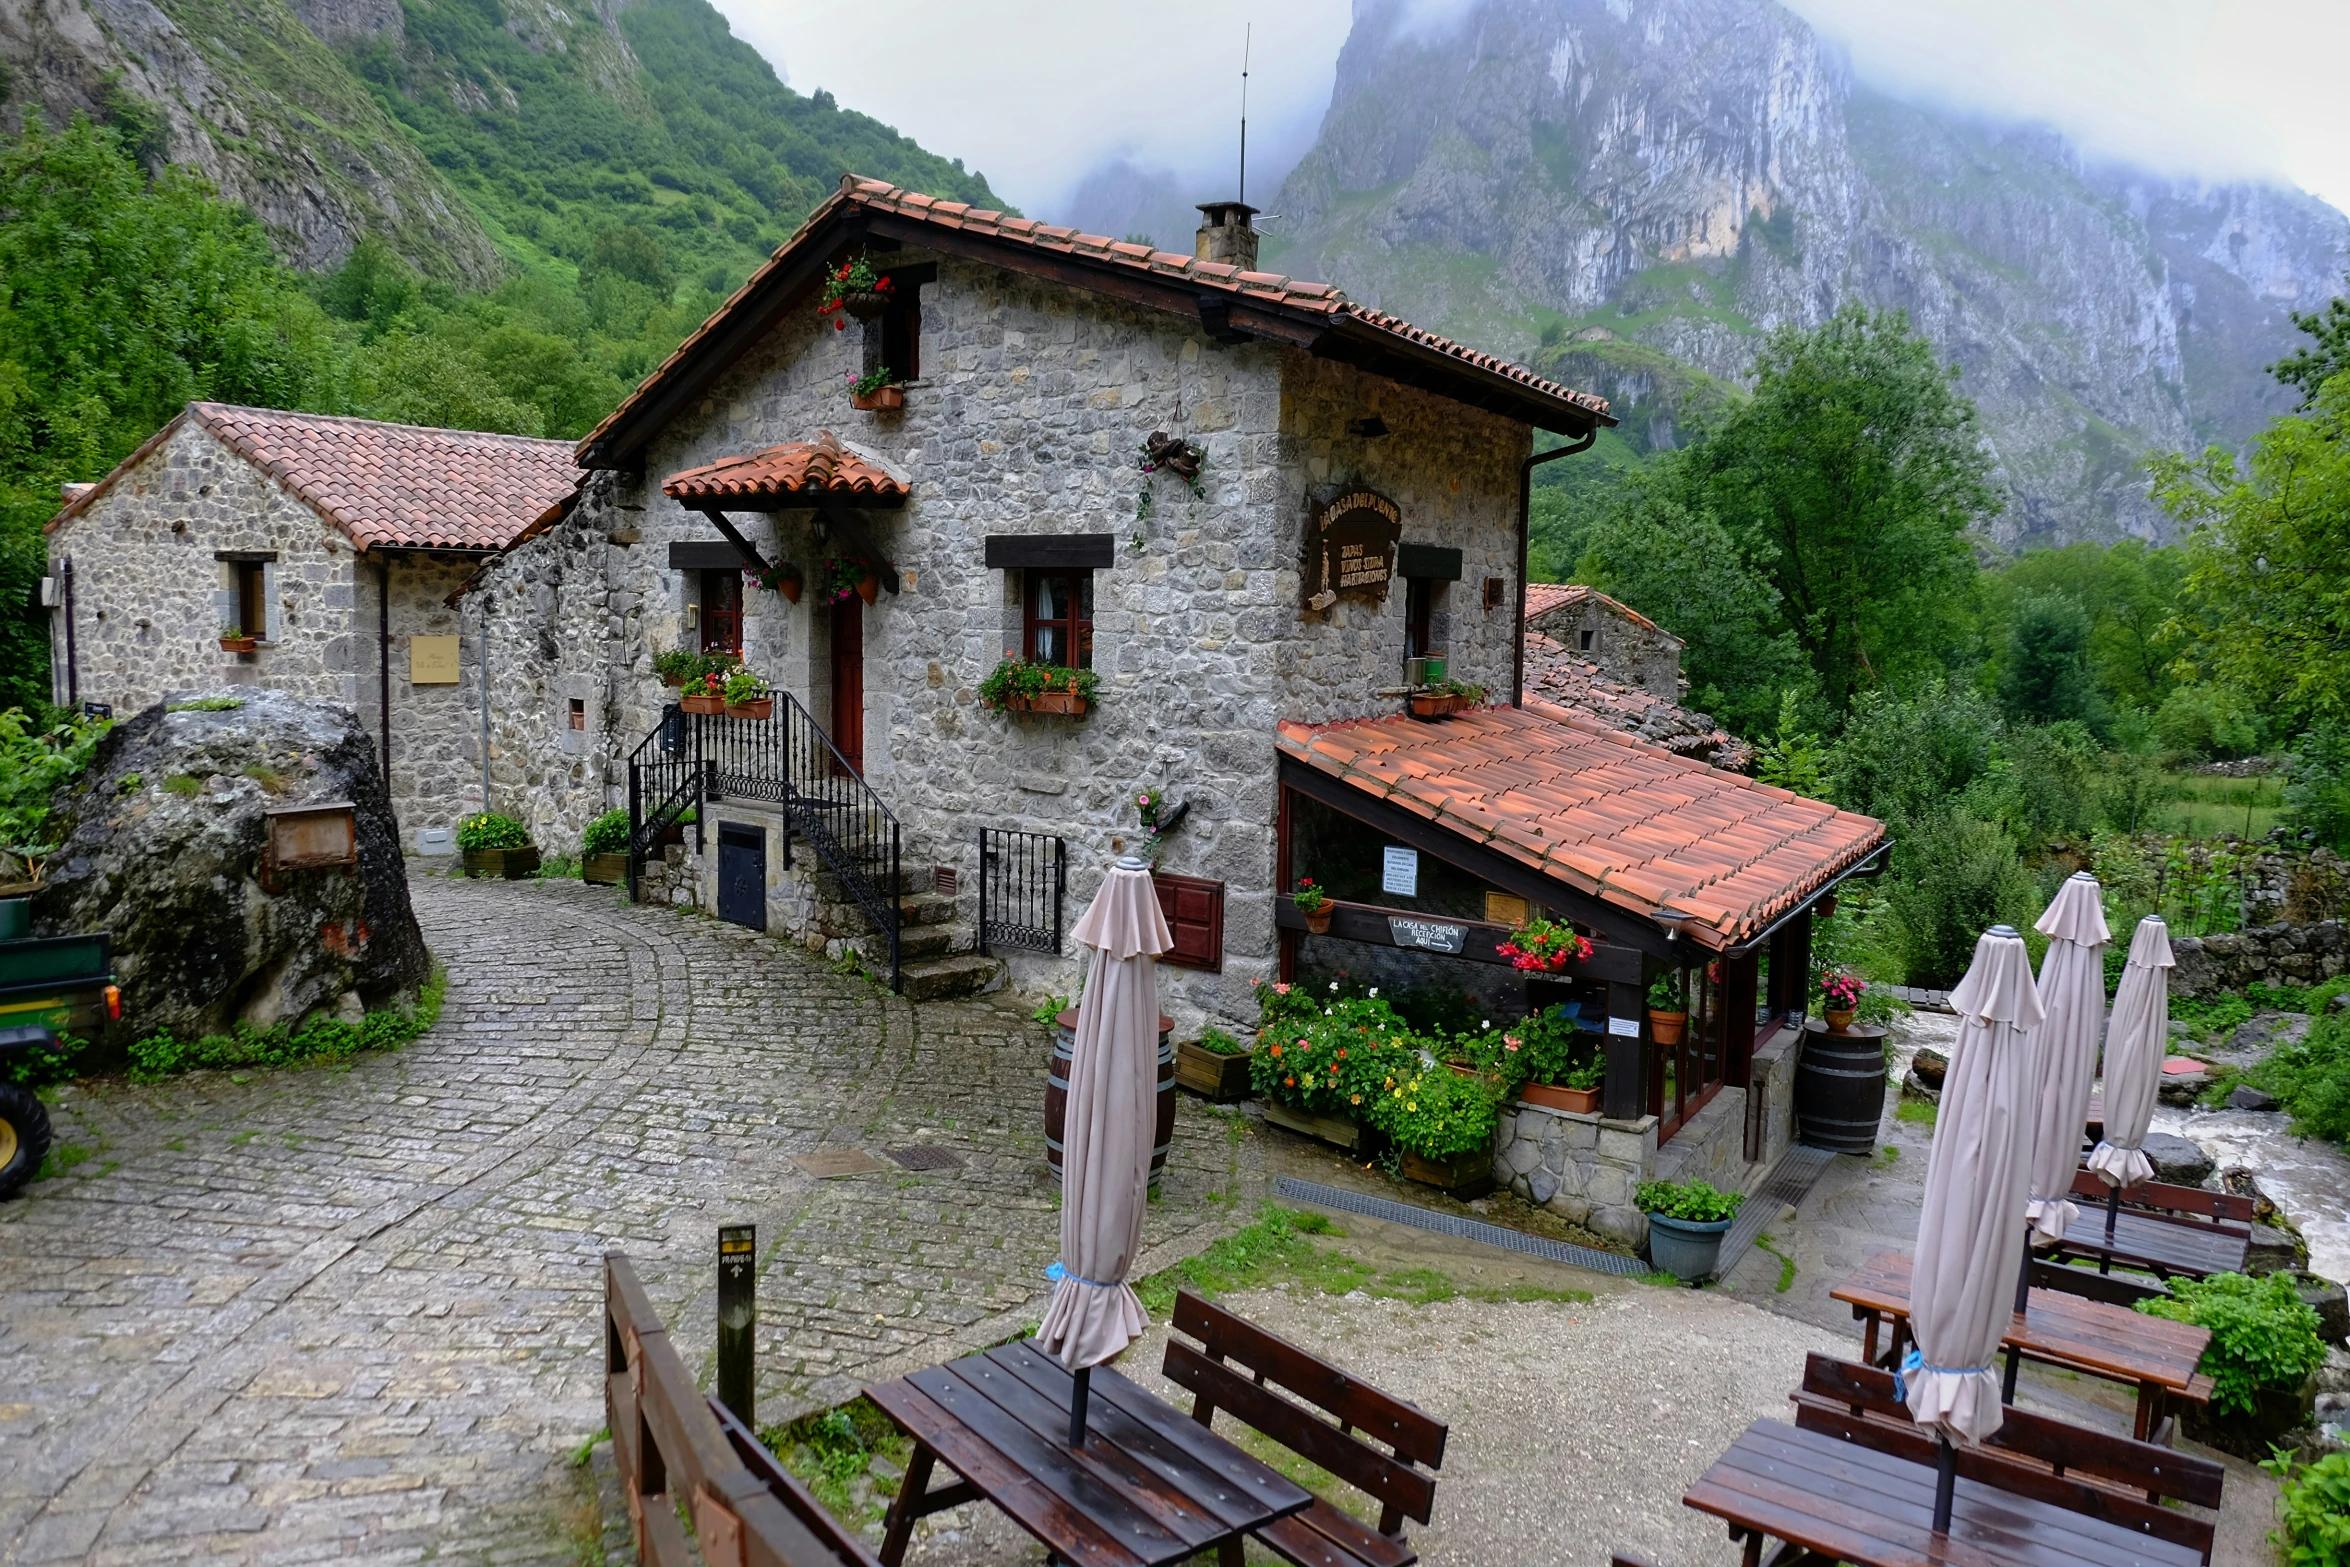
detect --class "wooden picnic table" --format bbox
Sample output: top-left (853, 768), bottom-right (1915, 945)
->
top-left (1831, 1249), bottom-right (2213, 1442)
top-left (1686, 1417), bottom-right (2207, 1567)
top-left (866, 1338), bottom-right (1314, 1567)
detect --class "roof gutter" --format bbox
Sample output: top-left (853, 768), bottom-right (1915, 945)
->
top-left (1513, 431), bottom-right (1597, 709)
top-left (1716, 839), bottom-right (1894, 959)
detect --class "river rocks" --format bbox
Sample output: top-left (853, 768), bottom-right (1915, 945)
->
top-left (2230, 1012), bottom-right (2312, 1056)
top-left (32, 690), bottom-right (430, 1045)
top-left (1902, 1046), bottom-right (1947, 1103)
top-left (2288, 1274), bottom-right (2350, 1347)
top-left (2158, 1069), bottom-right (2212, 1107)
top-left (2141, 1132), bottom-right (2215, 1187)
top-left (2228, 1084), bottom-right (2281, 1112)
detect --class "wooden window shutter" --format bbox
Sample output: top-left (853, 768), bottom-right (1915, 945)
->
top-left (1152, 873), bottom-right (1224, 972)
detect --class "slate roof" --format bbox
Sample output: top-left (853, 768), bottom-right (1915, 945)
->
top-left (663, 431), bottom-right (908, 504)
top-left (579, 175), bottom-right (1612, 464)
top-left (1521, 631), bottom-right (1753, 772)
top-left (48, 403), bottom-right (582, 553)
top-left (1277, 701), bottom-right (1882, 950)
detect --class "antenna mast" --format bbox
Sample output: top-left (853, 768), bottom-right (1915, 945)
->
top-left (1239, 23), bottom-right (1251, 205)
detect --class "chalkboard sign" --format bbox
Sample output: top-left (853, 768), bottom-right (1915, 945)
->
top-left (1303, 487), bottom-right (1402, 612)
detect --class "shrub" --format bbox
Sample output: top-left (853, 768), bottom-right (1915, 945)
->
top-left (2252, 1012), bottom-right (2350, 1145)
top-left (2137, 1271), bottom-right (2326, 1419)
top-left (2287, 722), bottom-right (2350, 853)
top-left (2153, 682), bottom-right (2263, 761)
top-left (2264, 1449), bottom-right (2350, 1567)
top-left (456, 812), bottom-right (530, 851)
top-left (1194, 1027), bottom-right (1247, 1057)
top-left (0, 706), bottom-right (109, 880)
top-left (1635, 1179), bottom-right (1745, 1223)
top-left (1249, 992), bottom-right (1416, 1118)
top-left (1365, 1063), bottom-right (1501, 1160)
top-left (581, 808), bottom-right (630, 856)
top-left (1882, 809), bottom-right (2035, 986)
top-left (125, 969), bottom-right (446, 1080)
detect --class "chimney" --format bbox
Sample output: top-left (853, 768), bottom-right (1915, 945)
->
top-left (1195, 201), bottom-right (1260, 271)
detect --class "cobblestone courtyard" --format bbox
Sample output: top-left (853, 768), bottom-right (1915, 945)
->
top-left (0, 877), bottom-right (1269, 1563)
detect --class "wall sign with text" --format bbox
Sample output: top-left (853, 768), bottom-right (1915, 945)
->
top-left (1302, 487), bottom-right (1403, 612)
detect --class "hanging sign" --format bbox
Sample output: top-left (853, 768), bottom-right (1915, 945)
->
top-left (1303, 487), bottom-right (1403, 612)
top-left (1387, 915), bottom-right (1466, 954)
top-left (1381, 845), bottom-right (1419, 896)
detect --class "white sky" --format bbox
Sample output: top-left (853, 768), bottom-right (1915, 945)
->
top-left (707, 0), bottom-right (2350, 218)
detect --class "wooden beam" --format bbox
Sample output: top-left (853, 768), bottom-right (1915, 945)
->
top-left (983, 533), bottom-right (1116, 570)
top-left (694, 510), bottom-right (771, 576)
top-left (1273, 897), bottom-right (1641, 982)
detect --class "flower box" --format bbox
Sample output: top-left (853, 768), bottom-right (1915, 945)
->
top-left (680, 693), bottom-right (724, 715)
top-left (723, 698), bottom-right (774, 721)
top-left (583, 851), bottom-right (629, 885)
top-left (1517, 1081), bottom-right (1602, 1115)
top-left (1408, 692), bottom-right (1466, 720)
top-left (219, 636), bottom-right (257, 654)
top-left (1016, 692), bottom-right (1088, 716)
top-left (463, 845), bottom-right (540, 880)
top-left (1262, 1099), bottom-right (1366, 1153)
top-left (1175, 1039), bottom-right (1254, 1102)
top-left (851, 385), bottom-right (905, 412)
top-left (1399, 1143), bottom-right (1494, 1198)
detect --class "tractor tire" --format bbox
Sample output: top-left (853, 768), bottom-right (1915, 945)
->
top-left (0, 1080), bottom-right (52, 1197)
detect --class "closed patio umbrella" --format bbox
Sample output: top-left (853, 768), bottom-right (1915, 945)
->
top-left (2024, 873), bottom-right (2111, 1243)
top-left (1038, 854), bottom-right (1172, 1443)
top-left (1907, 925), bottom-right (2043, 1530)
top-left (2087, 916), bottom-right (2174, 1216)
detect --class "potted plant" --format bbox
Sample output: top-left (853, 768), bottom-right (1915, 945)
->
top-left (680, 669), bottom-right (726, 715)
top-left (1647, 970), bottom-right (1688, 1046)
top-left (978, 658), bottom-right (1098, 716)
top-left (581, 808), bottom-right (631, 885)
top-left (1369, 1064), bottom-right (1500, 1197)
top-left (1292, 876), bottom-right (1333, 934)
top-left (1495, 916), bottom-right (1592, 974)
top-left (1174, 1026), bottom-right (1255, 1102)
top-left (1638, 1179), bottom-right (1745, 1282)
top-left (817, 254), bottom-right (895, 325)
top-left (744, 560), bottom-right (803, 604)
top-left (722, 667), bottom-right (772, 720)
top-left (654, 648), bottom-right (699, 687)
top-left (1248, 983), bottom-right (1414, 1153)
top-left (458, 812), bottom-right (540, 879)
top-left (822, 556), bottom-right (882, 606)
top-left (1509, 1005), bottom-right (1605, 1113)
top-left (1821, 970), bottom-right (1865, 1032)
top-left (849, 366), bottom-right (903, 412)
top-left (1408, 677), bottom-right (1485, 720)
top-left (219, 625), bottom-right (256, 654)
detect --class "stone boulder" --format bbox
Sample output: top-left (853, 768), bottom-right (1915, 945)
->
top-left (2141, 1131), bottom-right (2215, 1187)
top-left (33, 690), bottom-right (430, 1044)
top-left (2228, 1084), bottom-right (2281, 1112)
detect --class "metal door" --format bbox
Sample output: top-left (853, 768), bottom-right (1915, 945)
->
top-left (717, 821), bottom-right (766, 930)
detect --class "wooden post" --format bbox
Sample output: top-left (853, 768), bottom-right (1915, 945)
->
top-left (717, 1224), bottom-right (756, 1428)
top-left (1722, 949), bottom-right (1759, 1090)
top-left (1602, 976), bottom-right (1647, 1121)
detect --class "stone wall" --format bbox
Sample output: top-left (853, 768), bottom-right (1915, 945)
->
top-left (2172, 921), bottom-right (2350, 998)
top-left (1527, 591), bottom-right (1683, 700)
top-left (1493, 1104), bottom-right (1658, 1248)
top-left (375, 554), bottom-right (485, 836)
top-left (468, 250), bottom-right (1532, 1039)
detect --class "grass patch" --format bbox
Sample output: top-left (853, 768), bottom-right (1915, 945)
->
top-left (240, 763), bottom-right (288, 794)
top-left (2172, 992), bottom-right (2255, 1040)
top-left (1874, 1145), bottom-right (1901, 1167)
top-left (1134, 1203), bottom-right (1365, 1314)
top-left (1754, 1233), bottom-right (1798, 1293)
top-left (37, 1141), bottom-right (92, 1180)
top-left (758, 1398), bottom-right (908, 1528)
top-left (126, 966), bottom-right (446, 1079)
top-left (162, 774), bottom-right (204, 797)
top-left (165, 697), bottom-right (242, 713)
top-left (1895, 1098), bottom-right (1937, 1126)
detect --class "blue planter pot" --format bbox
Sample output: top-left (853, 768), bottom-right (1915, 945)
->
top-left (1646, 1211), bottom-right (1735, 1283)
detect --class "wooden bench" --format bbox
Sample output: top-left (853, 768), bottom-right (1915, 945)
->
top-left (1788, 1353), bottom-right (2222, 1563)
top-left (1162, 1290), bottom-right (1448, 1567)
top-left (2047, 1170), bottom-right (2253, 1281)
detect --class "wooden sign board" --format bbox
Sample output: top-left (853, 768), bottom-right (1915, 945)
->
top-left (1303, 488), bottom-right (1402, 612)
top-left (409, 635), bottom-right (460, 685)
top-left (264, 801), bottom-right (357, 879)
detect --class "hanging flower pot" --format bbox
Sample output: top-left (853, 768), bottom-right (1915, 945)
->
top-left (778, 571), bottom-right (803, 605)
top-left (855, 573), bottom-right (880, 605)
top-left (841, 288), bottom-right (891, 321)
top-left (1649, 1008), bottom-right (1689, 1046)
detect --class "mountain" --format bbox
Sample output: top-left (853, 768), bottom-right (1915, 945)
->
top-left (1250, 0), bottom-right (2347, 546)
top-left (0, 0), bottom-right (1005, 289)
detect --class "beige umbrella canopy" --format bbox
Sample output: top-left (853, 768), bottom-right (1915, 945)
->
top-left (1038, 856), bottom-right (1173, 1388)
top-left (2088, 917), bottom-right (2175, 1192)
top-left (1906, 926), bottom-right (2044, 1448)
top-left (2024, 873), bottom-right (2111, 1243)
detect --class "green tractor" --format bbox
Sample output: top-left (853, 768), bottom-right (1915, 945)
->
top-left (0, 897), bottom-right (117, 1196)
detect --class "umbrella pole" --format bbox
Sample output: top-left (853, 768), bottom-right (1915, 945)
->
top-left (2106, 1183), bottom-right (2122, 1239)
top-left (1933, 1434), bottom-right (1958, 1534)
top-left (1068, 1365), bottom-right (1090, 1446)
top-left (2003, 1228), bottom-right (2032, 1402)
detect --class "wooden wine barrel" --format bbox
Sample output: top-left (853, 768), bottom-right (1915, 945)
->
top-left (1046, 1008), bottom-right (1175, 1187)
top-left (1795, 1018), bottom-right (1890, 1155)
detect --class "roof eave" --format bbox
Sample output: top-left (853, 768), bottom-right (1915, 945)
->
top-left (1312, 317), bottom-right (1615, 437)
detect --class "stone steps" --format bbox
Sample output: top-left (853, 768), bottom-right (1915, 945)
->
top-left (900, 952), bottom-right (1003, 1003)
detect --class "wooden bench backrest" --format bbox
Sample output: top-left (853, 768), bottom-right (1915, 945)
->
top-left (1165, 1290), bottom-right (1447, 1529)
top-left (2068, 1168), bottom-right (2255, 1229)
top-left (2029, 1257), bottom-right (2169, 1309)
top-left (1797, 1353), bottom-right (2223, 1516)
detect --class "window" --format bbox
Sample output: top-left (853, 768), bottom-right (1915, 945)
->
top-left (1404, 577), bottom-right (1434, 661)
top-left (1152, 873), bottom-right (1224, 971)
top-left (233, 561), bottom-right (265, 641)
top-left (865, 266), bottom-right (930, 385)
top-left (700, 569), bottom-right (743, 653)
top-left (568, 698), bottom-right (586, 732)
top-left (1023, 572), bottom-right (1093, 667)
top-left (1579, 628), bottom-right (1595, 651)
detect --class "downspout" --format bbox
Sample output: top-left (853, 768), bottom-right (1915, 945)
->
top-left (61, 556), bottom-right (78, 709)
top-left (378, 557), bottom-right (393, 795)
top-left (1512, 428), bottom-right (1598, 708)
top-left (478, 587), bottom-right (492, 815)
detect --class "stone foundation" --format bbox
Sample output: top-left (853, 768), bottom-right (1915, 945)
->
top-left (634, 843), bottom-right (700, 910)
top-left (1492, 1104), bottom-right (1658, 1249)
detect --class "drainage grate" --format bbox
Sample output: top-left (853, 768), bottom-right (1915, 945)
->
top-left (1711, 1144), bottom-right (1836, 1280)
top-left (887, 1145), bottom-right (965, 1172)
top-left (1273, 1177), bottom-right (1649, 1277)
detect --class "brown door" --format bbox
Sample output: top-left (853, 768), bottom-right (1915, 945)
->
top-left (701, 570), bottom-right (743, 653)
top-left (829, 597), bottom-right (864, 775)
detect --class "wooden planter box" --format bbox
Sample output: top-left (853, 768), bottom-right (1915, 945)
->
top-left (1518, 1081), bottom-right (1602, 1115)
top-left (1408, 692), bottom-right (1467, 720)
top-left (583, 851), bottom-right (629, 885)
top-left (1262, 1099), bottom-right (1366, 1153)
top-left (219, 636), bottom-right (257, 654)
top-left (1175, 1040), bottom-right (1254, 1102)
top-left (463, 845), bottom-right (540, 880)
top-left (1015, 692), bottom-right (1089, 715)
top-left (1400, 1144), bottom-right (1495, 1199)
top-left (680, 694), bottom-right (724, 715)
top-left (851, 385), bottom-right (905, 411)
top-left (723, 698), bottom-right (773, 720)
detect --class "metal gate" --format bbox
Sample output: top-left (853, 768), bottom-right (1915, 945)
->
top-left (979, 829), bottom-right (1065, 955)
top-left (716, 820), bottom-right (766, 931)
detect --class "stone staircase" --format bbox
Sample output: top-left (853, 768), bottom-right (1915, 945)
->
top-left (805, 861), bottom-right (1001, 1002)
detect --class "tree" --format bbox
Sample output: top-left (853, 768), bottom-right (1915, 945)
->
top-left (2152, 374), bottom-right (2350, 729)
top-left (1691, 305), bottom-right (2000, 712)
top-left (1825, 680), bottom-right (2003, 828)
top-left (2270, 272), bottom-right (2350, 409)
top-left (1990, 540), bottom-right (2184, 711)
top-left (1999, 593), bottom-right (2102, 728)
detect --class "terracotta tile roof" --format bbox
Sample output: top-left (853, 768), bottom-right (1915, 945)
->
top-left (1522, 631), bottom-right (1753, 772)
top-left (580, 175), bottom-right (1611, 461)
top-left (1523, 582), bottom-right (1674, 640)
top-left (663, 431), bottom-right (908, 504)
top-left (1278, 702), bottom-right (1882, 950)
top-left (47, 403), bottom-right (583, 551)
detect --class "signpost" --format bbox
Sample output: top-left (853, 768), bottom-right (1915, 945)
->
top-left (717, 1224), bottom-right (756, 1427)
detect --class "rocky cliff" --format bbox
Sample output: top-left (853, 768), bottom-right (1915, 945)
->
top-left (1264, 0), bottom-right (2347, 545)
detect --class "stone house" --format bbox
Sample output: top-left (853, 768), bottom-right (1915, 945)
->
top-left (1525, 582), bottom-right (1684, 700)
top-left (463, 175), bottom-right (1887, 1229)
top-left (1520, 629), bottom-right (1752, 771)
top-left (43, 403), bottom-right (581, 835)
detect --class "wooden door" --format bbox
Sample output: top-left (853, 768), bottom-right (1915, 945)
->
top-left (829, 596), bottom-right (864, 775)
top-left (701, 570), bottom-right (743, 653)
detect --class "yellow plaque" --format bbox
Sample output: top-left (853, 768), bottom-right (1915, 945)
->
top-left (409, 634), bottom-right (460, 685)
top-left (1484, 891), bottom-right (1530, 928)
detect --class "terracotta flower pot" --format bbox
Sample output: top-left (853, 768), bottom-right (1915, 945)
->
top-left (1026, 690), bottom-right (1086, 715)
top-left (850, 385), bottom-right (905, 412)
top-left (1409, 692), bottom-right (1464, 719)
top-left (1518, 1081), bottom-right (1602, 1115)
top-left (1649, 1008), bottom-right (1688, 1046)
top-left (778, 576), bottom-right (803, 604)
top-left (219, 636), bottom-right (257, 654)
top-left (1825, 1007), bottom-right (1857, 1033)
top-left (856, 573), bottom-right (880, 605)
top-left (1301, 904), bottom-right (1332, 934)
top-left (680, 694), bottom-right (724, 715)
top-left (723, 698), bottom-right (773, 720)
